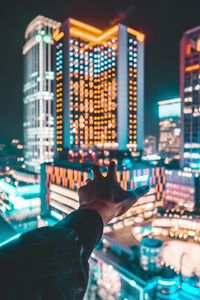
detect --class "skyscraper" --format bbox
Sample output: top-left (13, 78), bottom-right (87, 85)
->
top-left (158, 98), bottom-right (181, 160)
top-left (23, 16), bottom-right (60, 173)
top-left (180, 26), bottom-right (200, 169)
top-left (53, 18), bottom-right (144, 157)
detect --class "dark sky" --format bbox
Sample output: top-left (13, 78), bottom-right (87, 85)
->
top-left (0, 0), bottom-right (200, 145)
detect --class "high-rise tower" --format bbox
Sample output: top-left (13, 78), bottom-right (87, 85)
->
top-left (180, 26), bottom-right (200, 169)
top-left (23, 16), bottom-right (60, 173)
top-left (53, 19), bottom-right (145, 157)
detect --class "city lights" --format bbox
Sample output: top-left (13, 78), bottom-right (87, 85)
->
top-left (0, 11), bottom-right (200, 300)
top-left (53, 19), bottom-right (144, 153)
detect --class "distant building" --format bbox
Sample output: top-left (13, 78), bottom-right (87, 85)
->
top-left (23, 16), bottom-right (60, 173)
top-left (180, 26), bottom-right (200, 169)
top-left (41, 160), bottom-right (165, 224)
top-left (165, 169), bottom-right (200, 211)
top-left (143, 136), bottom-right (157, 155)
top-left (53, 18), bottom-right (145, 156)
top-left (86, 239), bottom-right (180, 300)
top-left (158, 98), bottom-right (181, 160)
top-left (140, 237), bottom-right (163, 273)
top-left (0, 174), bottom-right (40, 222)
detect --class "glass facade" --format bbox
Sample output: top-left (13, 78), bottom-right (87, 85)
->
top-left (180, 26), bottom-right (200, 169)
top-left (158, 98), bottom-right (181, 159)
top-left (23, 16), bottom-right (60, 173)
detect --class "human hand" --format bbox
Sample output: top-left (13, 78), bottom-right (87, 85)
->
top-left (78, 161), bottom-right (150, 224)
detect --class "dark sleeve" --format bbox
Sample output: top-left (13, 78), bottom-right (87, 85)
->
top-left (54, 208), bottom-right (104, 258)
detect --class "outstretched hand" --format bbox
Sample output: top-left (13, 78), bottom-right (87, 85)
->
top-left (78, 161), bottom-right (150, 224)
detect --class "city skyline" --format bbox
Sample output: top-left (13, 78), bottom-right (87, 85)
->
top-left (0, 0), bottom-right (200, 144)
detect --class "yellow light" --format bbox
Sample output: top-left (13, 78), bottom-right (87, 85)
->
top-left (185, 64), bottom-right (200, 72)
top-left (53, 29), bottom-right (64, 42)
top-left (127, 28), bottom-right (145, 43)
top-left (197, 39), bottom-right (200, 52)
top-left (70, 18), bottom-right (102, 35)
top-left (70, 25), bottom-right (118, 44)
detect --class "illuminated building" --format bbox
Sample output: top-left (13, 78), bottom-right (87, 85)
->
top-left (41, 161), bottom-right (165, 225)
top-left (180, 26), bottom-right (200, 169)
top-left (0, 175), bottom-right (40, 221)
top-left (165, 170), bottom-right (200, 211)
top-left (140, 237), bottom-right (163, 273)
top-left (11, 168), bottom-right (40, 184)
top-left (85, 241), bottom-right (180, 300)
top-left (143, 135), bottom-right (157, 156)
top-left (158, 98), bottom-right (181, 160)
top-left (53, 18), bottom-right (145, 155)
top-left (23, 16), bottom-right (61, 173)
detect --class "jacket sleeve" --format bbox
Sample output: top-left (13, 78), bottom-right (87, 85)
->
top-left (54, 208), bottom-right (104, 258)
top-left (0, 209), bottom-right (103, 300)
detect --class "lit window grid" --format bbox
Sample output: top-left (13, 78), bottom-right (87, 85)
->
top-left (23, 25), bottom-right (56, 173)
top-left (182, 30), bottom-right (200, 168)
top-left (45, 165), bottom-right (165, 217)
top-left (68, 35), bottom-right (118, 148)
top-left (55, 40), bottom-right (64, 151)
top-left (128, 34), bottom-right (138, 149)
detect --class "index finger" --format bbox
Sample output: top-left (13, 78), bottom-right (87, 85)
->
top-left (92, 165), bottom-right (103, 180)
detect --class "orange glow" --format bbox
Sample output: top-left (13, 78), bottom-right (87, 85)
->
top-left (70, 25), bottom-right (118, 44)
top-left (186, 44), bottom-right (191, 56)
top-left (70, 27), bottom-right (97, 42)
top-left (127, 28), bottom-right (145, 43)
top-left (70, 18), bottom-right (102, 35)
top-left (197, 39), bottom-right (200, 52)
top-left (53, 29), bottom-right (64, 41)
top-left (185, 64), bottom-right (200, 72)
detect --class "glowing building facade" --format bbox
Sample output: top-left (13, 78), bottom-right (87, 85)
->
top-left (53, 19), bottom-right (144, 156)
top-left (158, 98), bottom-right (181, 160)
top-left (41, 161), bottom-right (165, 226)
top-left (165, 169), bottom-right (200, 211)
top-left (180, 26), bottom-right (200, 169)
top-left (23, 16), bottom-right (60, 173)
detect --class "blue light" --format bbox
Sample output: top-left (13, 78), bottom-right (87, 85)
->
top-left (134, 175), bottom-right (149, 183)
top-left (51, 210), bottom-right (63, 221)
top-left (159, 102), bottom-right (181, 119)
top-left (0, 234), bottom-right (21, 247)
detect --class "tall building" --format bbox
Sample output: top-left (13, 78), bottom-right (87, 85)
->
top-left (53, 18), bottom-right (145, 156)
top-left (23, 16), bottom-right (60, 173)
top-left (180, 26), bottom-right (200, 169)
top-left (158, 98), bottom-right (181, 160)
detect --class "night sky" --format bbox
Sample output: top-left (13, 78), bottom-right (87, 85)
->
top-left (0, 0), bottom-right (200, 145)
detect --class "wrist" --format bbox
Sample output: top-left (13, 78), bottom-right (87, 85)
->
top-left (79, 202), bottom-right (116, 225)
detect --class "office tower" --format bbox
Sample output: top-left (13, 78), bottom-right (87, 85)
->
top-left (180, 26), bottom-right (200, 169)
top-left (53, 18), bottom-right (144, 156)
top-left (143, 135), bottom-right (157, 155)
top-left (158, 98), bottom-right (181, 160)
top-left (23, 16), bottom-right (60, 173)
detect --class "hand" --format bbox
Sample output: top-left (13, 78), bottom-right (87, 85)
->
top-left (78, 161), bottom-right (150, 224)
